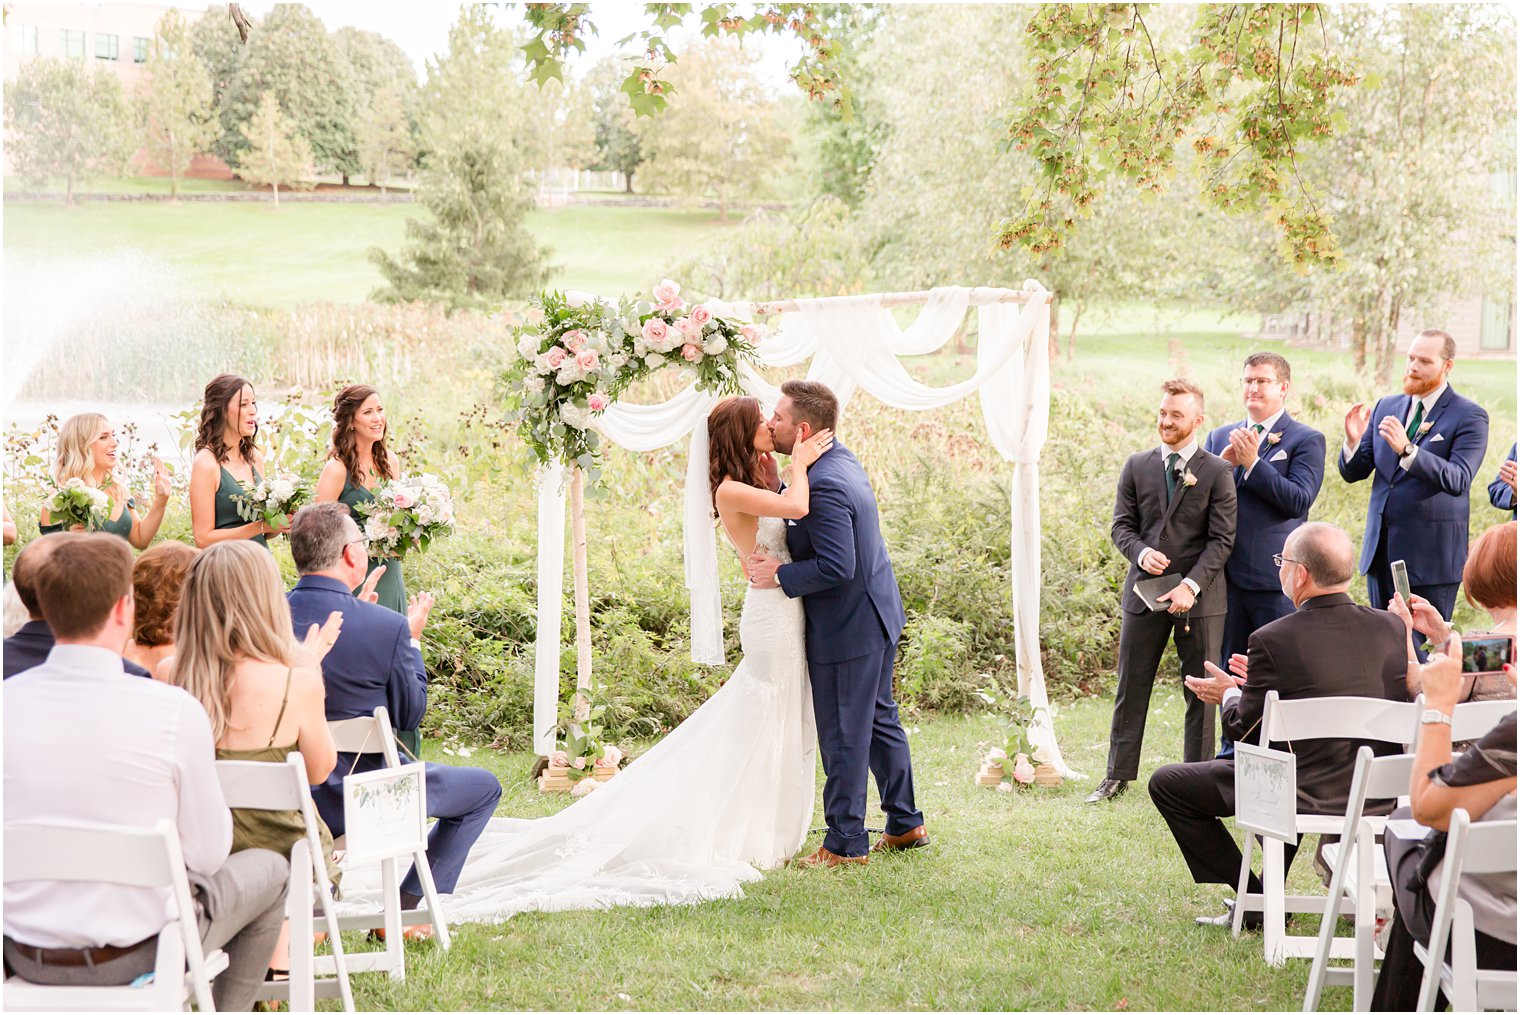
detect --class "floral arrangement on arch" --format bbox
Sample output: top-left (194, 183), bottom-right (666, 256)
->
top-left (503, 280), bottom-right (764, 478)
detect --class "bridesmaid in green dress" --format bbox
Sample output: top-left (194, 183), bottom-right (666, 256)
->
top-left (315, 385), bottom-right (408, 613)
top-left (188, 374), bottom-right (284, 550)
top-left (39, 412), bottom-right (171, 547)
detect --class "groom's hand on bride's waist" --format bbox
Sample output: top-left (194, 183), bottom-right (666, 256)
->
top-left (748, 551), bottom-right (782, 589)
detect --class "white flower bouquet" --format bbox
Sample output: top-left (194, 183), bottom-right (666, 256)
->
top-left (353, 473), bottom-right (456, 559)
top-left (47, 478), bottom-right (112, 530)
top-left (231, 474), bottom-right (310, 531)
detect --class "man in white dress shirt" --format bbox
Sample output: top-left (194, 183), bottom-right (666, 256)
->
top-left (2, 534), bottom-right (288, 1011)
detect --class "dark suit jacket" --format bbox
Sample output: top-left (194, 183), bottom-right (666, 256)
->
top-left (778, 442), bottom-right (907, 664)
top-left (1111, 446), bottom-right (1237, 617)
top-left (287, 575), bottom-right (426, 792)
top-left (2, 621), bottom-right (151, 679)
top-left (1223, 592), bottom-right (1409, 814)
top-left (1489, 442), bottom-right (1516, 516)
top-left (1338, 385), bottom-right (1490, 584)
top-left (1204, 413), bottom-right (1326, 591)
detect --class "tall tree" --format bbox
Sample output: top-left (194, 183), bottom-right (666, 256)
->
top-left (3, 58), bottom-right (134, 204)
top-left (635, 38), bottom-right (793, 221)
top-left (234, 91), bottom-right (313, 208)
top-left (138, 10), bottom-right (218, 199)
top-left (369, 7), bottom-right (550, 310)
top-left (586, 56), bottom-right (643, 192)
top-left (189, 6), bottom-right (243, 136)
top-left (335, 25), bottom-right (418, 186)
top-left (358, 86), bottom-right (414, 193)
top-left (220, 5), bottom-right (361, 179)
top-left (804, 5), bottom-right (883, 208)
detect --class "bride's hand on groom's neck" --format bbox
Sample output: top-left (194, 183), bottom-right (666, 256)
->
top-left (759, 451), bottom-right (781, 492)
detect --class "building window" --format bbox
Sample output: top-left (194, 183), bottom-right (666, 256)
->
top-left (60, 28), bottom-right (85, 58)
top-left (134, 37), bottom-right (149, 64)
top-left (12, 25), bottom-right (39, 55)
top-left (1480, 298), bottom-right (1514, 351)
top-left (95, 33), bottom-right (119, 61)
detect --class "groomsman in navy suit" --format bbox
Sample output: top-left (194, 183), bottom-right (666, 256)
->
top-left (1489, 442), bottom-right (1516, 517)
top-left (1339, 329), bottom-right (1490, 647)
top-left (1203, 352), bottom-right (1325, 757)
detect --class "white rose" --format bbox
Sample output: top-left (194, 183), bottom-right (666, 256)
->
top-left (517, 334), bottom-right (540, 359)
top-left (64, 477), bottom-right (85, 490)
top-left (364, 515), bottom-right (389, 540)
top-left (633, 340), bottom-right (647, 357)
top-left (559, 402), bottom-right (591, 430)
top-left (523, 374), bottom-right (545, 393)
top-left (702, 335), bottom-right (728, 356)
top-left (644, 352), bottom-right (665, 369)
top-left (89, 487), bottom-right (109, 507)
top-left (416, 504), bottom-right (434, 525)
top-left (556, 363), bottom-right (587, 385)
top-left (268, 479), bottom-right (295, 504)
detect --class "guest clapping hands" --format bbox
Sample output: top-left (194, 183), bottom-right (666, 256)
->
top-left (189, 375), bottom-right (281, 549)
top-left (40, 412), bottom-right (170, 548)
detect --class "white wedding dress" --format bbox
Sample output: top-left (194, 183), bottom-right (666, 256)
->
top-left (340, 517), bottom-right (816, 923)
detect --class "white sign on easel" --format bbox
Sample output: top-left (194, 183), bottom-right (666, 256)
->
top-left (342, 763), bottom-right (428, 865)
top-left (1234, 742), bottom-right (1298, 843)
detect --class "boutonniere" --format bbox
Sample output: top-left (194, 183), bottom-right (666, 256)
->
top-left (1265, 431), bottom-right (1283, 446)
top-left (1417, 421), bottom-right (1433, 437)
top-left (1182, 469), bottom-right (1198, 488)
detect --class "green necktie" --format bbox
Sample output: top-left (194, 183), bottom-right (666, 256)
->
top-left (1405, 400), bottom-right (1425, 442)
top-left (1251, 422), bottom-right (1265, 436)
top-left (1165, 452), bottom-right (1179, 502)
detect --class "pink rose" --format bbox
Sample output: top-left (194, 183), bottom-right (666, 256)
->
top-left (575, 348), bottom-right (599, 370)
top-left (682, 344), bottom-right (701, 362)
top-left (601, 745), bottom-right (623, 767)
top-left (571, 755), bottom-right (586, 770)
top-left (545, 346), bottom-right (568, 369)
top-left (987, 746), bottom-right (1007, 762)
top-left (689, 304), bottom-right (712, 327)
top-left (588, 393), bottom-right (609, 412)
top-left (392, 491), bottom-right (414, 510)
top-left (652, 279), bottom-right (682, 309)
top-left (548, 750), bottom-right (569, 769)
top-left (1011, 753), bottom-right (1035, 785)
top-left (641, 318), bottom-right (668, 345)
top-left (740, 323), bottom-right (763, 344)
top-left (563, 329), bottom-right (587, 351)
top-left (571, 778), bottom-right (599, 797)
top-left (674, 316), bottom-right (700, 339)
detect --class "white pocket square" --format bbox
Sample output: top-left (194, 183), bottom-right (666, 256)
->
top-left (1270, 449), bottom-right (1288, 462)
top-left (786, 519), bottom-right (797, 526)
top-left (1430, 433), bottom-right (1445, 442)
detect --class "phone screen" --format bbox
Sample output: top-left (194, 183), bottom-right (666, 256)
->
top-left (1391, 559), bottom-right (1411, 603)
top-left (1462, 635), bottom-right (1515, 674)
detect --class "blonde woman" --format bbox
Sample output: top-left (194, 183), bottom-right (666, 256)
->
top-left (39, 412), bottom-right (171, 547)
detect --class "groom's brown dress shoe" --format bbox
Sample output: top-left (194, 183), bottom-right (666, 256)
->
top-left (791, 846), bottom-right (868, 868)
top-left (872, 825), bottom-right (930, 853)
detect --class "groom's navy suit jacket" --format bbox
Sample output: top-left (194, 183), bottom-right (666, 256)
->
top-left (777, 442), bottom-right (907, 663)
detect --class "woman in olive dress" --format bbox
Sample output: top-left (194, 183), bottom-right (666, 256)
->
top-left (188, 374), bottom-right (283, 549)
top-left (39, 411), bottom-right (171, 546)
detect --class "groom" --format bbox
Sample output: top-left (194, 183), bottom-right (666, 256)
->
top-left (748, 380), bottom-right (927, 867)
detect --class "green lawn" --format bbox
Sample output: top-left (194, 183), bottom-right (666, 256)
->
top-left (337, 695), bottom-right (1351, 1011)
top-left (2, 198), bottom-right (736, 307)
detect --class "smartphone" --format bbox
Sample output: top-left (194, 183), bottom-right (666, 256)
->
top-left (1462, 633), bottom-right (1515, 675)
top-left (1391, 559), bottom-right (1412, 604)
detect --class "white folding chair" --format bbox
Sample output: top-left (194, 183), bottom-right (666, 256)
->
top-left (215, 753), bottom-right (354, 1013)
top-left (1415, 809), bottom-right (1518, 1012)
top-left (327, 705), bottom-right (451, 982)
top-left (1452, 699), bottom-right (1517, 743)
top-left (1233, 693), bottom-right (1421, 966)
top-left (1302, 748), bottom-right (1415, 1012)
top-left (2, 819), bottom-right (230, 1012)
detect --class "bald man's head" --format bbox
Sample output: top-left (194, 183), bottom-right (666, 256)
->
top-left (12, 533), bottom-right (69, 620)
top-left (1286, 522), bottom-right (1355, 590)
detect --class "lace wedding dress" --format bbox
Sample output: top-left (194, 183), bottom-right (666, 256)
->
top-left (341, 517), bottom-right (816, 923)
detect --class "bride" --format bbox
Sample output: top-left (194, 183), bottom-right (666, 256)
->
top-left (372, 396), bottom-right (834, 923)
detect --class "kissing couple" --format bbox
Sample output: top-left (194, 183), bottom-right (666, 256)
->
top-left (383, 381), bottom-right (927, 923)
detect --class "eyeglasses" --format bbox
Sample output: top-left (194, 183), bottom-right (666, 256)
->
top-left (1272, 553), bottom-right (1303, 569)
top-left (348, 535), bottom-right (370, 552)
top-left (1241, 377), bottom-right (1281, 389)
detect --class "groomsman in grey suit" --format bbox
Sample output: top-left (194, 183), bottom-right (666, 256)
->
top-left (1089, 379), bottom-right (1237, 804)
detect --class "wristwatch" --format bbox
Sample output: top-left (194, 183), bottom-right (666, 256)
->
top-left (1400, 442), bottom-right (1417, 459)
top-left (1420, 708), bottom-right (1452, 726)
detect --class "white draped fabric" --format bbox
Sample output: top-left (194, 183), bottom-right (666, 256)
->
top-left (530, 281), bottom-right (1078, 777)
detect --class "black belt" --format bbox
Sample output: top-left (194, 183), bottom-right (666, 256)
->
top-left (6, 937), bottom-right (154, 967)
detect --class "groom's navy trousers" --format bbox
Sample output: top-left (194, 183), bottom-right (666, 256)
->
top-left (779, 442), bottom-right (924, 857)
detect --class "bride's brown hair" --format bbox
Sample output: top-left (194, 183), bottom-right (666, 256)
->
top-left (707, 396), bottom-right (769, 515)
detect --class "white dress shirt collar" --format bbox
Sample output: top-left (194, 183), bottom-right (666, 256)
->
top-left (42, 643), bottom-right (127, 676)
top-left (1244, 407), bottom-right (1286, 434)
top-left (1409, 382), bottom-right (1448, 422)
top-left (1158, 439), bottom-right (1199, 465)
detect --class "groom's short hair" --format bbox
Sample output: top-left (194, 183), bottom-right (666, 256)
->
top-left (781, 380), bottom-right (837, 433)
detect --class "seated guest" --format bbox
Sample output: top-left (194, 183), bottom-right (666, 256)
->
top-left (39, 412), bottom-right (171, 547)
top-left (4, 534), bottom-right (151, 679)
top-left (3, 581), bottom-right (25, 638)
top-left (1392, 520), bottom-right (1516, 702)
top-left (1490, 442), bottom-right (1516, 517)
top-left (171, 540), bottom-right (343, 974)
top-left (2, 534), bottom-right (288, 1012)
top-left (124, 541), bottom-right (198, 679)
top-left (1149, 522), bottom-right (1409, 927)
top-left (287, 502), bottom-right (501, 930)
top-left (1371, 635), bottom-right (1515, 1011)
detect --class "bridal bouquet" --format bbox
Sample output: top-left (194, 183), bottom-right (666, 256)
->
top-left (352, 474), bottom-right (456, 559)
top-left (46, 478), bottom-right (112, 530)
top-left (504, 280), bottom-right (764, 476)
top-left (231, 474), bottom-right (310, 531)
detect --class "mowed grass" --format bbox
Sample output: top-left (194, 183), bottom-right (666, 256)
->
top-left (336, 696), bottom-right (1351, 1011)
top-left (2, 197), bottom-right (737, 306)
